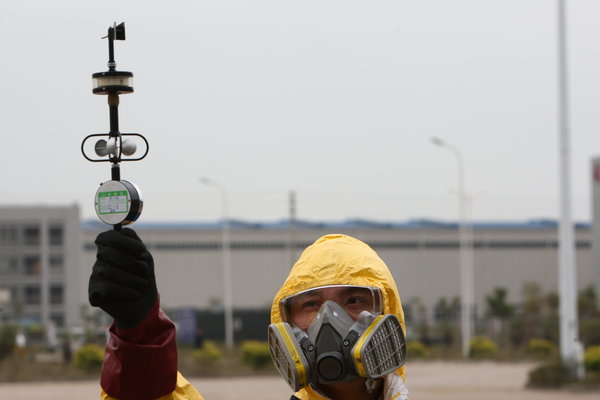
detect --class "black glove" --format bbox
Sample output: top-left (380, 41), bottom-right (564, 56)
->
top-left (89, 228), bottom-right (158, 329)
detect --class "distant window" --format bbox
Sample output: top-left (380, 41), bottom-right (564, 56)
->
top-left (49, 225), bottom-right (63, 246)
top-left (0, 256), bottom-right (18, 274)
top-left (49, 254), bottom-right (64, 272)
top-left (0, 225), bottom-right (18, 245)
top-left (23, 226), bottom-right (40, 246)
top-left (24, 285), bottom-right (40, 304)
top-left (50, 285), bottom-right (63, 305)
top-left (23, 256), bottom-right (40, 275)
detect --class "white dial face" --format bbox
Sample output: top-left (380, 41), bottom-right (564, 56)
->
top-left (95, 180), bottom-right (131, 225)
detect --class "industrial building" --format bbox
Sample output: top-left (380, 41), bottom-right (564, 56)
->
top-left (79, 218), bottom-right (596, 341)
top-left (0, 205), bottom-right (81, 328)
top-left (1, 211), bottom-right (598, 338)
top-left (1, 158), bottom-right (600, 342)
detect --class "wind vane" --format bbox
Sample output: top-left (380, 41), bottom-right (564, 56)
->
top-left (81, 22), bottom-right (149, 230)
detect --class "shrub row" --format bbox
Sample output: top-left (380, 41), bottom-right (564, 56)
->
top-left (61, 339), bottom-right (600, 376)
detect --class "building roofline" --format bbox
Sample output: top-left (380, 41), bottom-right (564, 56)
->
top-left (81, 218), bottom-right (591, 231)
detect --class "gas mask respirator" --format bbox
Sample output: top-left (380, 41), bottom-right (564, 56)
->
top-left (268, 291), bottom-right (406, 393)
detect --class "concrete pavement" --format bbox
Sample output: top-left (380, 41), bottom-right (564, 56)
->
top-left (0, 361), bottom-right (598, 399)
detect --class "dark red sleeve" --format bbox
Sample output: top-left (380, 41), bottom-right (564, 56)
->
top-left (100, 298), bottom-right (177, 400)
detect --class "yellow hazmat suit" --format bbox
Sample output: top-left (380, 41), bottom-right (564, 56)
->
top-left (270, 234), bottom-right (407, 400)
top-left (101, 373), bottom-right (203, 400)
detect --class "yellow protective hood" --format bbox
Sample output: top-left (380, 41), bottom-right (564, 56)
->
top-left (270, 233), bottom-right (406, 392)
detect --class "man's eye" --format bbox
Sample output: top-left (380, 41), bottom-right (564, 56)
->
top-left (347, 296), bottom-right (370, 307)
top-left (301, 300), bottom-right (319, 309)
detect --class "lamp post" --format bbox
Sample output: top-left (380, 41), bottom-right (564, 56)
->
top-left (199, 176), bottom-right (234, 352)
top-left (556, 0), bottom-right (583, 378)
top-left (431, 137), bottom-right (474, 358)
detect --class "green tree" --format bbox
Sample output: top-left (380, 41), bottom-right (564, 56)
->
top-left (433, 297), bottom-right (460, 347)
top-left (578, 285), bottom-right (600, 346)
top-left (448, 297), bottom-right (461, 320)
top-left (545, 291), bottom-right (559, 314)
top-left (407, 297), bottom-right (430, 345)
top-left (485, 287), bottom-right (514, 347)
top-left (0, 324), bottom-right (18, 360)
top-left (486, 287), bottom-right (514, 319)
top-left (521, 282), bottom-right (544, 342)
top-left (541, 291), bottom-right (559, 343)
top-left (578, 285), bottom-right (598, 319)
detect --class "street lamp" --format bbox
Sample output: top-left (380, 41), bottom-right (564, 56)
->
top-left (199, 176), bottom-right (234, 352)
top-left (431, 136), bottom-right (474, 358)
top-left (556, 0), bottom-right (583, 378)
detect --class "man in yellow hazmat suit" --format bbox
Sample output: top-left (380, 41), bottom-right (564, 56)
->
top-left (89, 230), bottom-right (407, 400)
top-left (269, 233), bottom-right (409, 400)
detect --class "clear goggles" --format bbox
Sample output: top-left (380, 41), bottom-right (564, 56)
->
top-left (280, 285), bottom-right (383, 327)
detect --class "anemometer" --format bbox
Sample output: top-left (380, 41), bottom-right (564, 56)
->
top-left (81, 23), bottom-right (149, 229)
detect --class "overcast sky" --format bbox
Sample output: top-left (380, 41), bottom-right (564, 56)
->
top-left (2, 1), bottom-right (600, 223)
